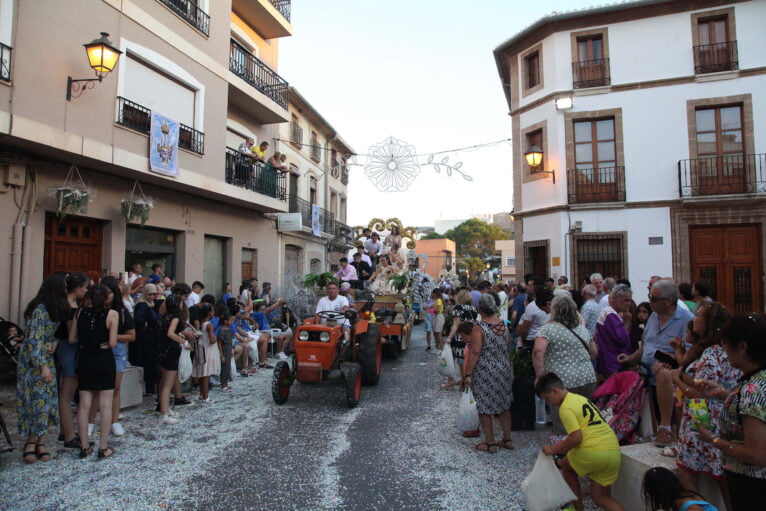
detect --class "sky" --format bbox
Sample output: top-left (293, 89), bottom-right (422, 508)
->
top-left (280, 0), bottom-right (595, 229)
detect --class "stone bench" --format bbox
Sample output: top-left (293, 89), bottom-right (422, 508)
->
top-left (119, 365), bottom-right (144, 409)
top-left (612, 442), bottom-right (726, 511)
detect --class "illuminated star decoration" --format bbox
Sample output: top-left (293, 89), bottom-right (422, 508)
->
top-left (362, 136), bottom-right (474, 192)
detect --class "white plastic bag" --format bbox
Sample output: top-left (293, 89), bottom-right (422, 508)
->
top-left (439, 346), bottom-right (459, 380)
top-left (230, 358), bottom-right (237, 382)
top-left (521, 452), bottom-right (577, 511)
top-left (457, 388), bottom-right (480, 432)
top-left (178, 348), bottom-right (192, 383)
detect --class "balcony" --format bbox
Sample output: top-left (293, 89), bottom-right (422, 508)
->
top-left (229, 41), bottom-right (288, 110)
top-left (567, 166), bottom-right (625, 204)
top-left (331, 220), bottom-right (356, 250)
top-left (0, 43), bottom-right (11, 81)
top-left (572, 58), bottom-right (610, 89)
top-left (341, 167), bottom-right (349, 185)
top-left (157, 0), bottom-right (210, 36)
top-left (288, 195), bottom-right (335, 234)
top-left (290, 122), bottom-right (303, 147)
top-left (231, 0), bottom-right (293, 39)
top-left (693, 41), bottom-right (738, 74)
top-left (116, 97), bottom-right (205, 155)
top-left (225, 147), bottom-right (287, 200)
top-left (310, 137), bottom-right (321, 162)
top-left (678, 154), bottom-right (765, 198)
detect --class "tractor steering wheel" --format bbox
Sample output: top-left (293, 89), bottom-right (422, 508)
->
top-left (317, 310), bottom-right (346, 321)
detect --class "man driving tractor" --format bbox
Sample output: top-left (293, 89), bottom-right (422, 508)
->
top-left (314, 282), bottom-right (351, 344)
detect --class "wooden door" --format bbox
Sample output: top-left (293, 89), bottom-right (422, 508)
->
top-left (690, 225), bottom-right (762, 314)
top-left (44, 215), bottom-right (103, 277)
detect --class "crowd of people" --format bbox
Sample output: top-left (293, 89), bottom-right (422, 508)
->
top-left (422, 272), bottom-right (764, 511)
top-left (13, 264), bottom-right (294, 461)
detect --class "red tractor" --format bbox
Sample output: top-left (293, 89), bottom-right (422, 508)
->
top-left (271, 307), bottom-right (382, 408)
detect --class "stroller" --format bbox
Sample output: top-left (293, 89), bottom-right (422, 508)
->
top-left (591, 370), bottom-right (647, 445)
top-left (0, 317), bottom-right (22, 368)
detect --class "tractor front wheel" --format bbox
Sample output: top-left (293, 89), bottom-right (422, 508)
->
top-left (272, 361), bottom-right (292, 405)
top-left (344, 363), bottom-right (361, 408)
top-left (358, 323), bottom-right (382, 386)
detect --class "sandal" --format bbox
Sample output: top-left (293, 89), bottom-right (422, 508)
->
top-left (35, 440), bottom-right (51, 462)
top-left (79, 446), bottom-right (93, 459)
top-left (498, 438), bottom-right (515, 450)
top-left (475, 442), bottom-right (498, 453)
top-left (97, 446), bottom-right (114, 459)
top-left (659, 444), bottom-right (678, 457)
top-left (23, 441), bottom-right (36, 463)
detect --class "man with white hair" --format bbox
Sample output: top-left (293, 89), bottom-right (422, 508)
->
top-left (595, 284), bottom-right (633, 380)
top-left (590, 273), bottom-right (605, 302)
top-left (580, 284), bottom-right (602, 335)
top-left (598, 277), bottom-right (617, 308)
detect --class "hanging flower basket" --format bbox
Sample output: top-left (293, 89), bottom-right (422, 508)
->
top-left (120, 181), bottom-right (155, 228)
top-left (49, 165), bottom-right (94, 219)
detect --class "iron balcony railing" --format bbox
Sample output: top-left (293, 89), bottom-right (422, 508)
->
top-left (0, 43), bottom-right (11, 81)
top-left (229, 40), bottom-right (288, 109)
top-left (572, 58), bottom-right (610, 88)
top-left (567, 166), bottom-right (625, 204)
top-left (334, 220), bottom-right (355, 246)
top-left (310, 138), bottom-right (321, 162)
top-left (158, 0), bottom-right (210, 36)
top-left (269, 0), bottom-right (291, 22)
top-left (225, 147), bottom-right (287, 200)
top-left (288, 195), bottom-right (335, 234)
top-left (693, 41), bottom-right (738, 74)
top-left (290, 122), bottom-right (303, 147)
top-left (116, 97), bottom-right (205, 155)
top-left (341, 168), bottom-right (349, 185)
top-left (678, 153), bottom-right (765, 198)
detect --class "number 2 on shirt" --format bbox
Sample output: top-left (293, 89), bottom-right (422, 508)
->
top-left (582, 401), bottom-right (604, 426)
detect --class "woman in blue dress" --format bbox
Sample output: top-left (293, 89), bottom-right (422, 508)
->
top-left (16, 274), bottom-right (69, 463)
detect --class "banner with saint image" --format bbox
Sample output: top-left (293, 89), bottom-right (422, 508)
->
top-left (149, 111), bottom-right (179, 177)
top-left (311, 204), bottom-right (321, 237)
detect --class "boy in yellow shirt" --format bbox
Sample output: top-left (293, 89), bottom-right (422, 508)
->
top-left (536, 372), bottom-right (625, 511)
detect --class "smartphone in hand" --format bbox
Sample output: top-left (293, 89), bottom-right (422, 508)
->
top-left (653, 349), bottom-right (680, 369)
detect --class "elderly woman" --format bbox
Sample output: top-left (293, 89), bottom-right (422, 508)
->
top-left (595, 284), bottom-right (634, 381)
top-left (534, 292), bottom-right (598, 433)
top-left (461, 293), bottom-right (513, 452)
top-left (696, 313), bottom-right (766, 510)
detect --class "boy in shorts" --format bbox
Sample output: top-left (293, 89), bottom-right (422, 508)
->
top-left (536, 372), bottom-right (625, 511)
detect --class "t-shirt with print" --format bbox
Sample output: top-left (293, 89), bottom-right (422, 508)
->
top-left (536, 322), bottom-right (596, 389)
top-left (316, 296), bottom-right (350, 327)
top-left (559, 391), bottom-right (619, 454)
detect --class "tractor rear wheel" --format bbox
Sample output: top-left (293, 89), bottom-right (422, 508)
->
top-left (272, 361), bottom-right (292, 405)
top-left (358, 323), bottom-right (382, 386)
top-left (345, 363), bottom-right (361, 408)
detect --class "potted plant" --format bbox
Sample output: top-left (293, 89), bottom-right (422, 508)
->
top-left (121, 181), bottom-right (155, 227)
top-left (303, 271), bottom-right (337, 291)
top-left (387, 272), bottom-right (410, 294)
top-left (50, 165), bottom-right (94, 219)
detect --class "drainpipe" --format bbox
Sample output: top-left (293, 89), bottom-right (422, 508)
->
top-left (9, 168), bottom-right (30, 323)
top-left (18, 169), bottom-right (36, 322)
top-left (324, 134), bottom-right (338, 270)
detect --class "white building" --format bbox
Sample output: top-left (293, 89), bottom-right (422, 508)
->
top-left (494, 0), bottom-right (765, 313)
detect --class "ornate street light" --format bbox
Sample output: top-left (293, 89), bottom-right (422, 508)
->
top-left (66, 32), bottom-right (122, 101)
top-left (523, 145), bottom-right (555, 183)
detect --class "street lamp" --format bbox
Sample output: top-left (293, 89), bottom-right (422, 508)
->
top-left (66, 32), bottom-right (122, 101)
top-left (524, 145), bottom-right (555, 183)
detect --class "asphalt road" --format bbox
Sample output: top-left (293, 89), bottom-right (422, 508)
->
top-left (0, 323), bottom-right (599, 510)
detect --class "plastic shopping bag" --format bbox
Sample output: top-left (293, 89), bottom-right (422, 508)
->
top-left (439, 346), bottom-right (459, 380)
top-left (230, 359), bottom-right (237, 382)
top-left (521, 452), bottom-right (577, 511)
top-left (457, 388), bottom-right (480, 432)
top-left (178, 348), bottom-right (192, 383)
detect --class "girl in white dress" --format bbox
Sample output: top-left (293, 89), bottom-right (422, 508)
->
top-left (192, 304), bottom-right (220, 403)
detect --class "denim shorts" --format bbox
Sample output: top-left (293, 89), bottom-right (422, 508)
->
top-left (56, 340), bottom-right (78, 377)
top-left (424, 313), bottom-right (433, 332)
top-left (113, 341), bottom-right (128, 373)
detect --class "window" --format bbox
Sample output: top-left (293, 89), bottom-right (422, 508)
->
top-left (574, 35), bottom-right (609, 88)
top-left (339, 197), bottom-right (347, 222)
top-left (694, 105), bottom-right (745, 194)
top-left (330, 190), bottom-right (337, 216)
top-left (310, 132), bottom-right (321, 162)
top-left (309, 175), bottom-right (317, 204)
top-left (505, 257), bottom-right (516, 267)
top-left (523, 240), bottom-right (549, 280)
top-left (241, 248), bottom-right (257, 280)
top-left (526, 129), bottom-right (543, 173)
top-left (525, 52), bottom-right (539, 88)
top-left (691, 9), bottom-right (738, 74)
top-left (572, 234), bottom-right (626, 290)
top-left (290, 114), bottom-right (303, 147)
top-left (572, 118), bottom-right (621, 202)
top-left (124, 55), bottom-right (196, 127)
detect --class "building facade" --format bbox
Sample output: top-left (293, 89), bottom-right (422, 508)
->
top-left (414, 238), bottom-right (456, 281)
top-left (495, 239), bottom-right (517, 282)
top-left (0, 0), bottom-right (349, 323)
top-left (277, 87), bottom-right (355, 287)
top-left (494, 0), bottom-right (765, 313)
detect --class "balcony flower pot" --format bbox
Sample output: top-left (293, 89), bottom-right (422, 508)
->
top-left (50, 165), bottom-right (94, 219)
top-left (121, 181), bottom-right (155, 228)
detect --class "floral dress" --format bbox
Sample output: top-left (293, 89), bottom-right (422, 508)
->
top-left (677, 344), bottom-right (741, 477)
top-left (718, 368), bottom-right (766, 480)
top-left (15, 304), bottom-right (60, 436)
top-left (472, 320), bottom-right (513, 415)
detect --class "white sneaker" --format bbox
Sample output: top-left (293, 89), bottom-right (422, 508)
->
top-left (159, 414), bottom-right (178, 425)
top-left (168, 409), bottom-right (179, 417)
top-left (199, 397), bottom-right (214, 404)
top-left (88, 423), bottom-right (95, 437)
top-left (276, 352), bottom-right (289, 360)
top-left (433, 350), bottom-right (442, 355)
top-left (110, 422), bottom-right (125, 436)
top-left (118, 413), bottom-right (124, 420)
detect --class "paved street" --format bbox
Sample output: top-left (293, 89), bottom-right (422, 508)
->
top-left (0, 324), bottom-right (598, 510)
